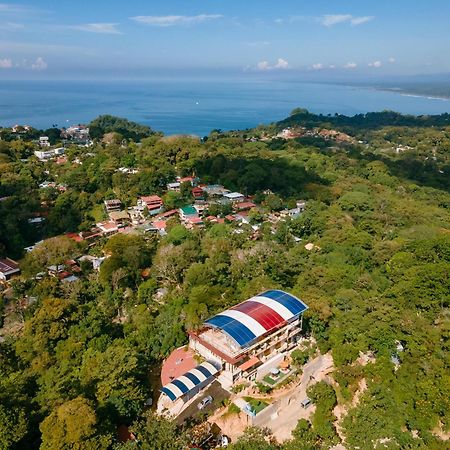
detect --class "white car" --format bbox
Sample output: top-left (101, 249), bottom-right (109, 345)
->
top-left (197, 395), bottom-right (213, 410)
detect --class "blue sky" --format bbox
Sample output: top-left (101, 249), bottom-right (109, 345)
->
top-left (1, 0), bottom-right (449, 79)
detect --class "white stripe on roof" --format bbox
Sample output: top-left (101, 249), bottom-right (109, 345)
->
top-left (164, 383), bottom-right (184, 398)
top-left (219, 310), bottom-right (267, 336)
top-left (177, 375), bottom-right (196, 391)
top-left (250, 296), bottom-right (293, 321)
top-left (202, 362), bottom-right (218, 374)
top-left (190, 368), bottom-right (208, 383)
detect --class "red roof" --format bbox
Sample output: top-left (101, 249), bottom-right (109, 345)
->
top-left (188, 217), bottom-right (203, 224)
top-left (239, 356), bottom-right (261, 372)
top-left (235, 202), bottom-right (256, 211)
top-left (161, 346), bottom-right (197, 385)
top-left (66, 232), bottom-right (83, 242)
top-left (98, 221), bottom-right (118, 230)
top-left (152, 220), bottom-right (167, 230)
top-left (157, 209), bottom-right (178, 218)
top-left (141, 195), bottom-right (163, 207)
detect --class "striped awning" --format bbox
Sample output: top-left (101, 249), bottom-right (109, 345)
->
top-left (204, 290), bottom-right (308, 349)
top-left (160, 362), bottom-right (218, 401)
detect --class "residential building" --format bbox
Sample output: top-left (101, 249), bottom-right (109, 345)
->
top-left (223, 192), bottom-right (245, 203)
top-left (104, 199), bottom-right (122, 213)
top-left (188, 290), bottom-right (308, 387)
top-left (34, 147), bottom-right (65, 160)
top-left (0, 258), bottom-right (20, 281)
top-left (167, 182), bottom-right (181, 191)
top-left (39, 136), bottom-right (50, 147)
top-left (202, 185), bottom-right (230, 197)
top-left (96, 221), bottom-right (119, 235)
top-left (140, 195), bottom-right (164, 215)
top-left (109, 210), bottom-right (130, 225)
top-left (179, 205), bottom-right (198, 222)
top-left (192, 187), bottom-right (205, 200)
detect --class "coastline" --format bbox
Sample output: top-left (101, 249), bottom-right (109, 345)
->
top-left (369, 86), bottom-right (450, 102)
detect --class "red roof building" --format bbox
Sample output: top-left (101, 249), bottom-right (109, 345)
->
top-left (234, 201), bottom-right (256, 211)
top-left (192, 187), bottom-right (204, 199)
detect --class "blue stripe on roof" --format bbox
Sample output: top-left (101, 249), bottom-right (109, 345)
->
top-left (184, 372), bottom-right (201, 386)
top-left (171, 379), bottom-right (189, 394)
top-left (262, 290), bottom-right (308, 315)
top-left (160, 363), bottom-right (218, 401)
top-left (205, 314), bottom-right (256, 347)
top-left (196, 364), bottom-right (213, 378)
top-left (160, 386), bottom-right (177, 401)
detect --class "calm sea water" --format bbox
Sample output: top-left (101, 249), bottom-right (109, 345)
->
top-left (0, 78), bottom-right (449, 136)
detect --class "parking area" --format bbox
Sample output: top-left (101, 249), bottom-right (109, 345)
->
top-left (176, 381), bottom-right (230, 425)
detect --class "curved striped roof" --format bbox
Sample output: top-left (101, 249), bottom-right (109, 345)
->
top-left (204, 290), bottom-right (308, 348)
top-left (160, 361), bottom-right (218, 401)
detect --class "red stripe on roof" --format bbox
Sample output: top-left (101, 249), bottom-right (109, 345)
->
top-left (232, 300), bottom-right (285, 331)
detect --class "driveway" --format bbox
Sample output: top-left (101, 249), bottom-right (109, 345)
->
top-left (256, 353), bottom-right (334, 441)
top-left (176, 381), bottom-right (230, 425)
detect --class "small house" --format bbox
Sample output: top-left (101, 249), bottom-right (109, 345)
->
top-left (140, 195), bottom-right (164, 215)
top-left (179, 205), bottom-right (198, 222)
top-left (223, 192), bottom-right (245, 203)
top-left (104, 199), bottom-right (122, 213)
top-left (0, 258), bottom-right (20, 281)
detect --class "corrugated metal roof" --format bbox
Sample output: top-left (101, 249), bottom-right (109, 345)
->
top-left (204, 290), bottom-right (308, 348)
top-left (160, 362), bottom-right (218, 401)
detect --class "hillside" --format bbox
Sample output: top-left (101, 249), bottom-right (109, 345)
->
top-left (0, 111), bottom-right (449, 450)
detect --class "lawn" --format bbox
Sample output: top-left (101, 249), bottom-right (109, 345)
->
top-left (263, 375), bottom-right (278, 385)
top-left (244, 397), bottom-right (269, 415)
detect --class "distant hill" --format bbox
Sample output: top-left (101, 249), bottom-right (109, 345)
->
top-left (277, 109), bottom-right (450, 131)
top-left (88, 114), bottom-right (158, 141)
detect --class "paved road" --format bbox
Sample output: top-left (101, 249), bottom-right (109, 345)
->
top-left (258, 354), bottom-right (334, 441)
top-left (176, 381), bottom-right (230, 425)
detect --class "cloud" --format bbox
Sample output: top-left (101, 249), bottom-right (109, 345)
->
top-left (343, 62), bottom-right (357, 69)
top-left (321, 14), bottom-right (353, 26)
top-left (70, 23), bottom-right (121, 34)
top-left (311, 63), bottom-right (324, 70)
top-left (0, 57), bottom-right (12, 68)
top-left (321, 14), bottom-right (374, 27)
top-left (350, 16), bottom-right (374, 26)
top-left (368, 60), bottom-right (382, 68)
top-left (254, 58), bottom-right (289, 71)
top-left (131, 14), bottom-right (223, 27)
top-left (31, 56), bottom-right (47, 70)
top-left (274, 58), bottom-right (289, 69)
top-left (388, 57), bottom-right (396, 63)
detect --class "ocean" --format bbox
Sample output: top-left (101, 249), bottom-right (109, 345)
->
top-left (1, 78), bottom-right (449, 136)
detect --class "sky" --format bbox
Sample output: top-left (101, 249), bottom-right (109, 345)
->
top-left (1, 0), bottom-right (450, 80)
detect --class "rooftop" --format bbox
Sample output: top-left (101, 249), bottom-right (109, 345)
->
top-left (180, 205), bottom-right (198, 216)
top-left (0, 258), bottom-right (19, 274)
top-left (204, 290), bottom-right (308, 349)
top-left (161, 346), bottom-right (197, 386)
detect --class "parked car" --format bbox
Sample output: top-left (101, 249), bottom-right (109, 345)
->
top-left (197, 395), bottom-right (213, 410)
top-left (300, 397), bottom-right (312, 409)
top-left (218, 435), bottom-right (230, 447)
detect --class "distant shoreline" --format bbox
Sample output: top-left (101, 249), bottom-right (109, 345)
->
top-left (379, 88), bottom-right (450, 102)
top-left (359, 85), bottom-right (450, 102)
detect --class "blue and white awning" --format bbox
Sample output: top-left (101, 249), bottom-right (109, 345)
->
top-left (160, 362), bottom-right (218, 401)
